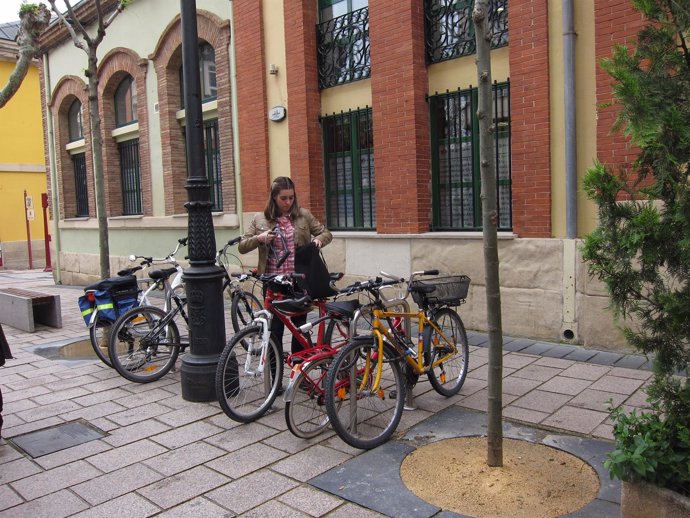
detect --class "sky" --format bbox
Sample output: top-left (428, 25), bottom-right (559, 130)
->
top-left (0, 1), bottom-right (67, 24)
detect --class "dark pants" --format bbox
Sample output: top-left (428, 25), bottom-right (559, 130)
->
top-left (0, 323), bottom-right (11, 438)
top-left (270, 312), bottom-right (307, 356)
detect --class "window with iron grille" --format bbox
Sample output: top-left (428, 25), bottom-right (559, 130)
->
top-left (72, 152), bottom-right (89, 217)
top-left (424, 0), bottom-right (508, 64)
top-left (322, 108), bottom-right (375, 230)
top-left (204, 119), bottom-right (222, 211)
top-left (118, 139), bottom-right (142, 215)
top-left (429, 82), bottom-right (511, 230)
top-left (317, 1), bottom-right (370, 89)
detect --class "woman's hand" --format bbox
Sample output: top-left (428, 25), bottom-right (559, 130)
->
top-left (258, 230), bottom-right (275, 245)
top-left (312, 238), bottom-right (322, 249)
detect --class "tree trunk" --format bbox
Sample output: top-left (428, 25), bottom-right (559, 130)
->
top-left (473, 0), bottom-right (504, 468)
top-left (86, 45), bottom-right (110, 279)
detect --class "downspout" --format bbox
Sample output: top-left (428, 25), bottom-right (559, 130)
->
top-left (43, 53), bottom-right (62, 283)
top-left (563, 0), bottom-right (577, 239)
top-left (228, 0), bottom-right (243, 232)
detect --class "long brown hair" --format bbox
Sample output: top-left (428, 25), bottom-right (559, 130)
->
top-left (264, 176), bottom-right (300, 220)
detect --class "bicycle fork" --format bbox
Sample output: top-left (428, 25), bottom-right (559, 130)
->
top-left (244, 310), bottom-right (272, 377)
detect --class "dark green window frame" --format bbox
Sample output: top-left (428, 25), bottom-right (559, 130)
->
top-left (67, 99), bottom-right (83, 142)
top-left (118, 139), bottom-right (142, 216)
top-left (322, 107), bottom-right (375, 230)
top-left (179, 42), bottom-right (217, 108)
top-left (429, 81), bottom-right (511, 231)
top-left (424, 0), bottom-right (508, 64)
top-left (114, 75), bottom-right (137, 127)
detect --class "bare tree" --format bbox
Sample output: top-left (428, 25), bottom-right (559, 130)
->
top-left (473, 0), bottom-right (504, 467)
top-left (47, 0), bottom-right (129, 278)
top-left (0, 4), bottom-right (51, 108)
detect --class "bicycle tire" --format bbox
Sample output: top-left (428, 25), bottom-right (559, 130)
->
top-left (108, 305), bottom-right (181, 383)
top-left (215, 325), bottom-right (283, 423)
top-left (424, 307), bottom-right (469, 397)
top-left (323, 317), bottom-right (351, 349)
top-left (89, 312), bottom-right (114, 367)
top-left (285, 355), bottom-right (337, 439)
top-left (230, 290), bottom-right (263, 333)
top-left (324, 337), bottom-right (405, 450)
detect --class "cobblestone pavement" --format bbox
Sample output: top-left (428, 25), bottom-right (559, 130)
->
top-left (0, 270), bottom-right (652, 517)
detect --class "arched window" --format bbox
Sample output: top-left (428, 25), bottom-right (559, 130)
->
top-left (179, 42), bottom-right (217, 108)
top-left (68, 99), bottom-right (83, 142)
top-left (114, 75), bottom-right (137, 126)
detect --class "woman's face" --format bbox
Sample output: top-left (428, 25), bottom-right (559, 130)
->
top-left (274, 188), bottom-right (295, 216)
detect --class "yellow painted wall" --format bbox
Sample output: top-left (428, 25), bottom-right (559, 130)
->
top-left (0, 60), bottom-right (48, 243)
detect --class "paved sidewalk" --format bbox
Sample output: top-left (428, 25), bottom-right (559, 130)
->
top-left (0, 270), bottom-right (652, 517)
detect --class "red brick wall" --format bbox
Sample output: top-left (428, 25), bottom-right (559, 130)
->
top-left (98, 48), bottom-right (151, 217)
top-left (284, 1), bottom-right (326, 219)
top-left (47, 75), bottom-right (92, 220)
top-left (508, 0), bottom-right (552, 237)
top-left (234, 0), bottom-right (270, 213)
top-left (594, 0), bottom-right (645, 175)
top-left (150, 9), bottom-right (233, 215)
top-left (368, 0), bottom-right (430, 234)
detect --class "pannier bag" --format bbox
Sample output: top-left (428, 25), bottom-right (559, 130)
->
top-left (79, 275), bottom-right (139, 326)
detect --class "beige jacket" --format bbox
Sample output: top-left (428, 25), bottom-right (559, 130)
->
top-left (238, 208), bottom-right (332, 273)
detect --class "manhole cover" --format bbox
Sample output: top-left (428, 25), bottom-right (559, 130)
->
top-left (9, 420), bottom-right (105, 458)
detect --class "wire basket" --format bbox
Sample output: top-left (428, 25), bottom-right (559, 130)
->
top-left (410, 275), bottom-right (471, 306)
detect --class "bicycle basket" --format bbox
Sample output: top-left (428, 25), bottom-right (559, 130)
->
top-left (410, 275), bottom-right (470, 306)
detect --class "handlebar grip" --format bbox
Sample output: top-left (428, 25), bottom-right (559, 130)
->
top-left (424, 269), bottom-right (440, 276)
top-left (179, 237), bottom-right (188, 246)
top-left (228, 236), bottom-right (242, 246)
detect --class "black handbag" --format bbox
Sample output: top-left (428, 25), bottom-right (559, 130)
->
top-left (294, 242), bottom-right (338, 299)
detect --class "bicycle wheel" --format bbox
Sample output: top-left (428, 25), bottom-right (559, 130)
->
top-left (215, 325), bottom-right (283, 423)
top-left (230, 290), bottom-right (263, 333)
top-left (108, 305), bottom-right (180, 383)
top-left (325, 337), bottom-right (405, 450)
top-left (89, 312), bottom-right (113, 367)
top-left (323, 317), bottom-right (351, 349)
top-left (425, 307), bottom-right (469, 397)
top-left (285, 355), bottom-right (337, 439)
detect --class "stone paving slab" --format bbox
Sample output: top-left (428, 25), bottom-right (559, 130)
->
top-left (0, 269), bottom-right (674, 517)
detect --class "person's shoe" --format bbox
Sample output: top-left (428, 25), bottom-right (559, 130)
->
top-left (276, 385), bottom-right (285, 396)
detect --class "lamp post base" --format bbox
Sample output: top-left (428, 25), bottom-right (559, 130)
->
top-left (180, 353), bottom-right (220, 402)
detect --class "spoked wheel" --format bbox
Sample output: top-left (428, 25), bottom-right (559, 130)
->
top-left (108, 305), bottom-right (180, 383)
top-left (424, 307), bottom-right (469, 397)
top-left (215, 325), bottom-right (283, 423)
top-left (230, 290), bottom-right (263, 333)
top-left (324, 337), bottom-right (405, 450)
top-left (285, 355), bottom-right (338, 439)
top-left (89, 312), bottom-right (113, 367)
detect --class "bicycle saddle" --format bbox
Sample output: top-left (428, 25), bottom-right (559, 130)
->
top-left (324, 299), bottom-right (361, 319)
top-left (148, 267), bottom-right (179, 281)
top-left (272, 295), bottom-right (312, 314)
top-left (85, 274), bottom-right (137, 292)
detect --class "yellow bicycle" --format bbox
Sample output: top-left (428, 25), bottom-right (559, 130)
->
top-left (324, 270), bottom-right (470, 449)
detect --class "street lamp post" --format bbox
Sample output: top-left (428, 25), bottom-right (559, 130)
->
top-left (179, 0), bottom-right (226, 401)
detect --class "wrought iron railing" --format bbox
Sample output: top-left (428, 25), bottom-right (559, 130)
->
top-left (317, 7), bottom-right (370, 89)
top-left (72, 153), bottom-right (89, 217)
top-left (424, 0), bottom-right (508, 64)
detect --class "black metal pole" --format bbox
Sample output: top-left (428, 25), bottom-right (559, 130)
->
top-left (179, 0), bottom-right (225, 401)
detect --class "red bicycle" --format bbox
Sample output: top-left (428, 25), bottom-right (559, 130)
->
top-left (215, 272), bottom-right (360, 425)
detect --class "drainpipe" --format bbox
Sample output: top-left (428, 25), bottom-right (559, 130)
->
top-left (563, 0), bottom-right (577, 239)
top-left (43, 53), bottom-right (62, 283)
top-left (228, 0), bottom-right (243, 233)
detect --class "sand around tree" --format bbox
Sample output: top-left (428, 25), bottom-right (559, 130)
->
top-left (400, 437), bottom-right (600, 518)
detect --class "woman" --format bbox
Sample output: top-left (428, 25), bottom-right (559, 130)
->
top-left (239, 176), bottom-right (332, 356)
